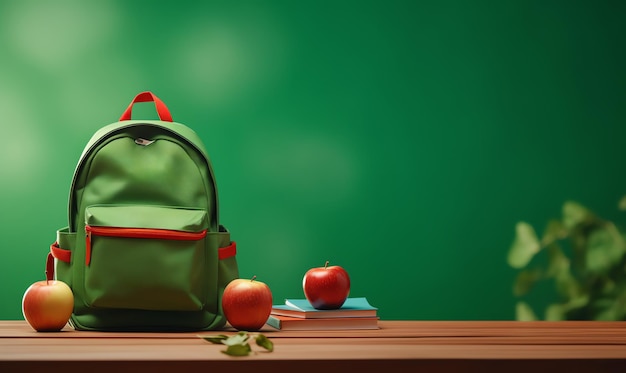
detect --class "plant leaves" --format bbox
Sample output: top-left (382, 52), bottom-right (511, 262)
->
top-left (508, 222), bottom-right (540, 269)
top-left (255, 333), bottom-right (274, 352)
top-left (515, 301), bottom-right (537, 321)
top-left (546, 244), bottom-right (569, 278)
top-left (554, 270), bottom-right (581, 299)
top-left (222, 343), bottom-right (252, 357)
top-left (568, 294), bottom-right (590, 310)
top-left (544, 303), bottom-right (565, 321)
top-left (509, 199), bottom-right (626, 321)
top-left (592, 289), bottom-right (626, 321)
top-left (513, 268), bottom-right (542, 296)
top-left (585, 223), bottom-right (626, 274)
top-left (562, 201), bottom-right (590, 230)
top-left (198, 334), bottom-right (229, 344)
top-left (541, 219), bottom-right (567, 247)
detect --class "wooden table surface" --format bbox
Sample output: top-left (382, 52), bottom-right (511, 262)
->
top-left (2, 320), bottom-right (626, 372)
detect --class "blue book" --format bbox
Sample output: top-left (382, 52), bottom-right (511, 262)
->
top-left (271, 297), bottom-right (377, 319)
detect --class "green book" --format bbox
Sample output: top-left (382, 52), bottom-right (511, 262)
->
top-left (270, 297), bottom-right (377, 319)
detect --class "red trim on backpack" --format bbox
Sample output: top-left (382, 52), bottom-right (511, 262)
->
top-left (218, 241), bottom-right (237, 260)
top-left (85, 225), bottom-right (208, 266)
top-left (50, 242), bottom-right (72, 263)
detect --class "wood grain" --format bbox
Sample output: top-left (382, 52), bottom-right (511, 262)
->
top-left (2, 320), bottom-right (626, 373)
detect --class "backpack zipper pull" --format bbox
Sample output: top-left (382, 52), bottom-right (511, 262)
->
top-left (135, 138), bottom-right (154, 146)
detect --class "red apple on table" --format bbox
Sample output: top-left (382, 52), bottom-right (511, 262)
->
top-left (303, 261), bottom-right (350, 309)
top-left (222, 276), bottom-right (273, 331)
top-left (22, 280), bottom-right (74, 332)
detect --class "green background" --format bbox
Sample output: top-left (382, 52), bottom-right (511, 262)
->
top-left (1, 0), bottom-right (625, 321)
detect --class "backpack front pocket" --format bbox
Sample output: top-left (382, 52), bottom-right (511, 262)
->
top-left (83, 205), bottom-right (209, 311)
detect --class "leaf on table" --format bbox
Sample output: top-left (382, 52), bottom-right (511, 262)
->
top-left (256, 333), bottom-right (274, 352)
top-left (199, 332), bottom-right (273, 357)
top-left (198, 334), bottom-right (229, 344)
top-left (223, 343), bottom-right (252, 357)
top-left (222, 332), bottom-right (250, 346)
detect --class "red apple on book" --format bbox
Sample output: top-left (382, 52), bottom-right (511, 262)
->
top-left (222, 276), bottom-right (273, 331)
top-left (22, 280), bottom-right (74, 332)
top-left (303, 261), bottom-right (350, 309)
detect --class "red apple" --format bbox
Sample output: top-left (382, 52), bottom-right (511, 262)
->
top-left (22, 280), bottom-right (74, 332)
top-left (222, 276), bottom-right (272, 331)
top-left (303, 261), bottom-right (350, 309)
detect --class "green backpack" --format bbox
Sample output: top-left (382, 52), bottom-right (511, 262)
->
top-left (46, 91), bottom-right (239, 331)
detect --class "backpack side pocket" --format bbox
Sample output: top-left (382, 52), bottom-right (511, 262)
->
top-left (50, 227), bottom-right (75, 288)
top-left (216, 225), bottom-right (239, 307)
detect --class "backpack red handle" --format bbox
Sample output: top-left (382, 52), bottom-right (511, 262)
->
top-left (119, 91), bottom-right (173, 122)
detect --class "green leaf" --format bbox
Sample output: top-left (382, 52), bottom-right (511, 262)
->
top-left (602, 279), bottom-right (617, 295)
top-left (568, 292), bottom-right (589, 310)
top-left (541, 219), bottom-right (567, 247)
top-left (513, 268), bottom-right (542, 296)
top-left (198, 334), bottom-right (229, 344)
top-left (508, 222), bottom-right (540, 269)
top-left (588, 295), bottom-right (619, 320)
top-left (554, 271), bottom-right (581, 299)
top-left (591, 297), bottom-right (614, 312)
top-left (567, 294), bottom-right (590, 310)
top-left (255, 333), bottom-right (274, 352)
top-left (199, 331), bottom-right (273, 357)
top-left (222, 332), bottom-right (250, 346)
top-left (515, 301), bottom-right (537, 321)
top-left (545, 303), bottom-right (565, 321)
top-left (595, 307), bottom-right (619, 321)
top-left (546, 244), bottom-right (569, 278)
top-left (562, 201), bottom-right (590, 230)
top-left (222, 343), bottom-right (252, 357)
top-left (619, 195), bottom-right (626, 211)
top-left (585, 222), bottom-right (626, 274)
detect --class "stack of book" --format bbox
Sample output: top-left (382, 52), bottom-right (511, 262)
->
top-left (266, 297), bottom-right (379, 331)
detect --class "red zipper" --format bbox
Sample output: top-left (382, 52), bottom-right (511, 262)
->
top-left (85, 225), bottom-right (207, 266)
